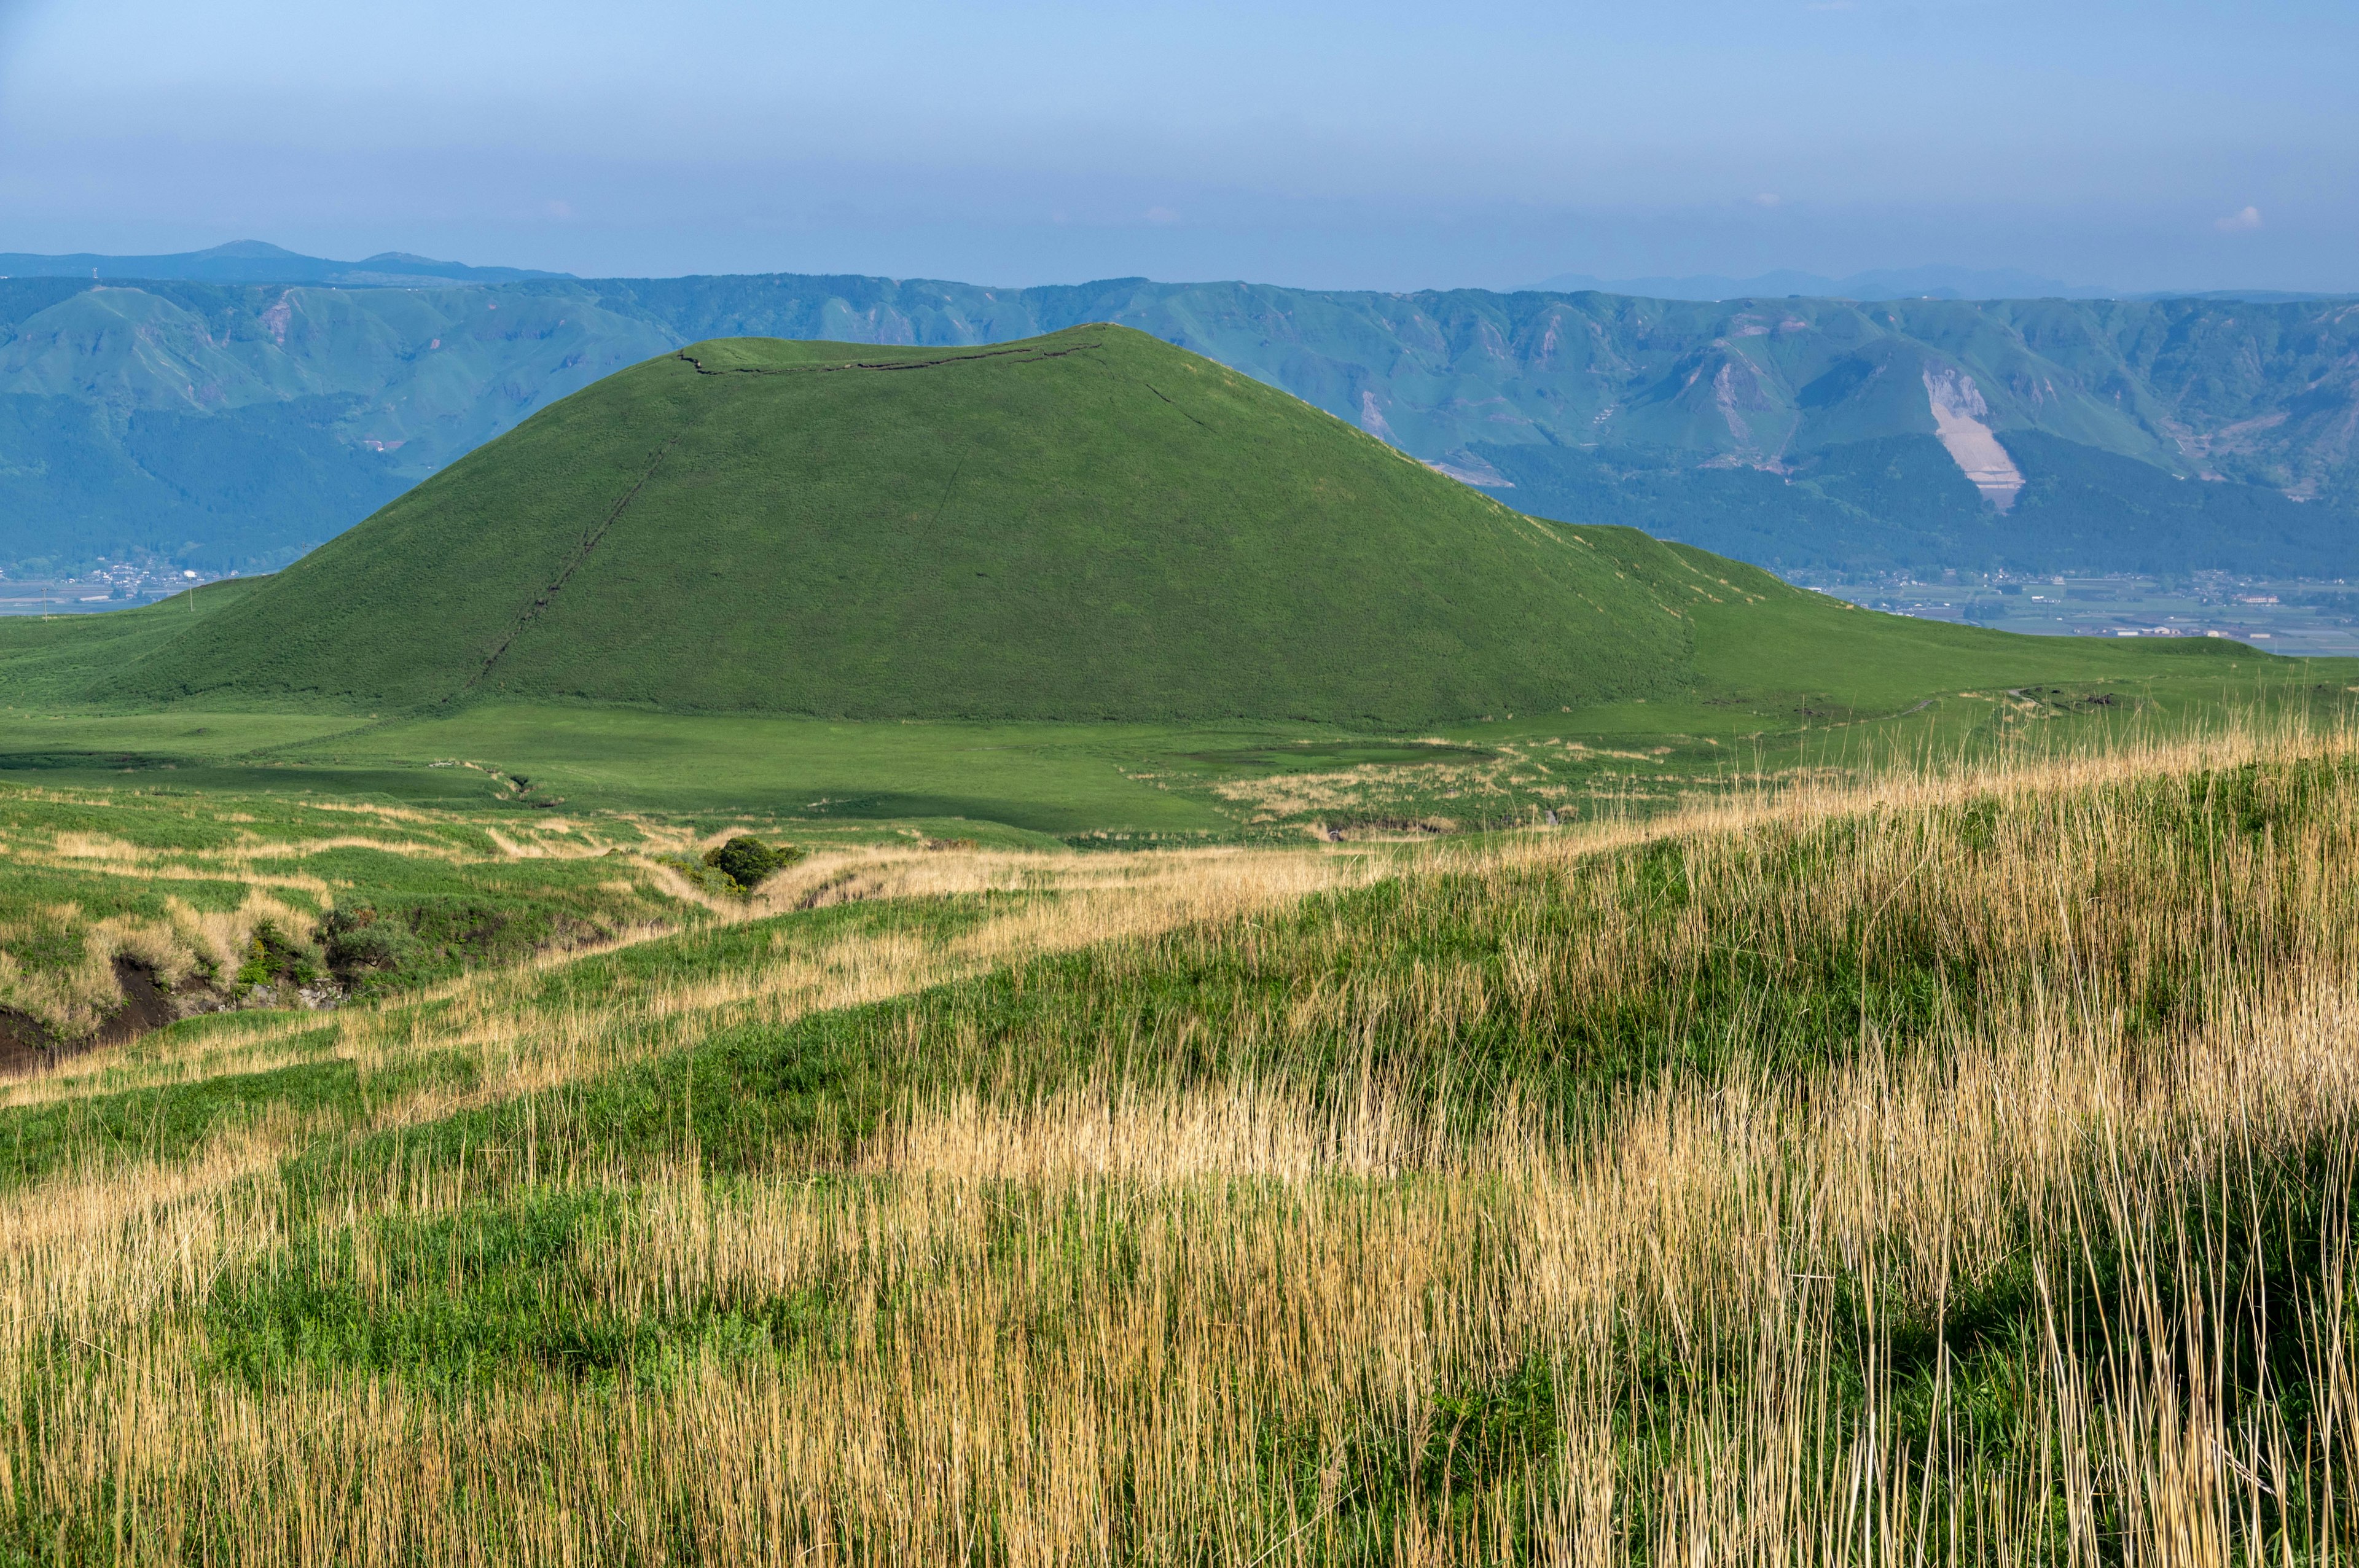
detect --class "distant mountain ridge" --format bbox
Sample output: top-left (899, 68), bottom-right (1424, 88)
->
top-left (1, 247), bottom-right (2354, 579)
top-left (0, 240), bottom-right (566, 288)
top-left (1524, 265), bottom-right (2355, 305)
top-left (1524, 265), bottom-right (2111, 302)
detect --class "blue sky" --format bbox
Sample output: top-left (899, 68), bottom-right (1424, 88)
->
top-left (1, 0), bottom-right (2350, 291)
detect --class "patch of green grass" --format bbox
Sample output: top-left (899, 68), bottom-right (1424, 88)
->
top-left (0, 577), bottom-right (277, 708)
top-left (302, 704), bottom-right (1258, 830)
top-left (0, 1051), bottom-right (354, 1188)
top-left (203, 1188), bottom-right (838, 1395)
top-left (0, 777), bottom-right (680, 1036)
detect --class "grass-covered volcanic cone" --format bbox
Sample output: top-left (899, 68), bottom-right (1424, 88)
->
top-left (100, 326), bottom-right (1704, 724)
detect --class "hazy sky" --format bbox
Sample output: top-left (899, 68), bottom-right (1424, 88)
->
top-left (1, 0), bottom-right (2351, 292)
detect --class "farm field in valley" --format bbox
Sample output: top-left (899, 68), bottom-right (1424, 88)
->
top-left (1820, 572), bottom-right (2359, 653)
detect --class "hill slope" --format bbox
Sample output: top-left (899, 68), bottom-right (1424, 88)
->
top-left (97, 327), bottom-right (1713, 726)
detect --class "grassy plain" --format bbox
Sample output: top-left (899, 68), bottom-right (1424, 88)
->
top-left (4, 717), bottom-right (2359, 1560)
top-left (3, 640), bottom-right (2350, 840)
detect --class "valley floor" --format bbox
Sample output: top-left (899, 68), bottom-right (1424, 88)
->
top-left (1, 642), bottom-right (2352, 845)
top-left (1812, 571), bottom-right (2359, 655)
top-left (4, 717), bottom-right (2359, 1561)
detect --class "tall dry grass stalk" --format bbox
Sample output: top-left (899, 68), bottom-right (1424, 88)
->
top-left (4, 716), bottom-right (2358, 1562)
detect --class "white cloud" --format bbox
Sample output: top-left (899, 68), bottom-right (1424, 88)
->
top-left (1144, 206), bottom-right (1179, 225)
top-left (2215, 205), bottom-right (2263, 233)
top-left (1750, 192), bottom-right (1783, 208)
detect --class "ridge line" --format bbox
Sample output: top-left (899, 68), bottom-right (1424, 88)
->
top-left (676, 340), bottom-right (1103, 376)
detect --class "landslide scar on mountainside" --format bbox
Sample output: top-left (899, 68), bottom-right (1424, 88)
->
top-left (1923, 365), bottom-right (2025, 510)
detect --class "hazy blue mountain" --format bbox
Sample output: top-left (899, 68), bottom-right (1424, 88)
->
top-left (2142, 289), bottom-right (2359, 304)
top-left (0, 240), bottom-right (566, 287)
top-left (1477, 434), bottom-right (2356, 579)
top-left (2, 258), bottom-right (2354, 580)
top-left (1523, 265), bottom-right (2107, 302)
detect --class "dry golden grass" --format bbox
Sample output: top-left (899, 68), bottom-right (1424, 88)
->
top-left (10, 990), bottom-right (2351, 1563)
top-left (4, 718), bottom-right (2358, 1562)
top-left (0, 790), bottom-right (655, 1035)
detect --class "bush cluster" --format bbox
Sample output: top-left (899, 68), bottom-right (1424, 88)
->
top-left (237, 921), bottom-right (322, 988)
top-left (321, 907), bottom-right (413, 974)
top-left (701, 837), bottom-right (803, 892)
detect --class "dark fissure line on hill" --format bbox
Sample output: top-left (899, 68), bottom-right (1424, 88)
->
top-left (1144, 383), bottom-right (1211, 430)
top-left (675, 340), bottom-right (1103, 376)
top-left (928, 451), bottom-right (969, 532)
top-left (456, 435), bottom-right (681, 696)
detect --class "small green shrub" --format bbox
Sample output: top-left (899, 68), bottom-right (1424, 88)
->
top-left (320, 908), bottom-right (411, 973)
top-left (237, 920), bottom-right (322, 988)
top-left (702, 837), bottom-right (802, 892)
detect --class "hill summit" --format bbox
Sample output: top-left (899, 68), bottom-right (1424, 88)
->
top-left (101, 325), bottom-right (1733, 725)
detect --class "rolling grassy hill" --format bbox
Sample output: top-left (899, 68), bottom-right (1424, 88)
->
top-left (82, 326), bottom-right (1707, 725)
top-left (27, 325), bottom-right (2255, 735)
top-left (4, 324), bottom-right (2323, 844)
top-left (10, 724), bottom-right (2359, 1554)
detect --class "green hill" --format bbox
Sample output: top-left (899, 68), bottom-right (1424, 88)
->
top-left (14, 322), bottom-right (2262, 739)
top-left (90, 326), bottom-right (1725, 726)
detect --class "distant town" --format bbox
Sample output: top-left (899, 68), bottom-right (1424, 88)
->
top-left (1798, 570), bottom-right (2359, 656)
top-left (0, 560), bottom-right (239, 617)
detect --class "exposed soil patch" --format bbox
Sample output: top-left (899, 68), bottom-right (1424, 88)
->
top-left (0, 956), bottom-right (200, 1077)
top-left (1923, 365), bottom-right (2025, 509)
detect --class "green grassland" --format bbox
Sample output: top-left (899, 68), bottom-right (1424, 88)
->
top-left (6, 726), bottom-right (2358, 1556)
top-left (7, 570), bottom-right (2345, 820)
top-left (0, 574), bottom-right (277, 708)
top-left (6, 308), bottom-right (2359, 1558)
top-left (3, 639), bottom-right (2350, 842)
top-left (6, 650), bottom-right (2351, 845)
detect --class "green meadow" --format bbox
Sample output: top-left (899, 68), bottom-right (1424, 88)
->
top-left (7, 322), bottom-right (2359, 1560)
top-left (4, 646), bottom-right (2352, 838)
